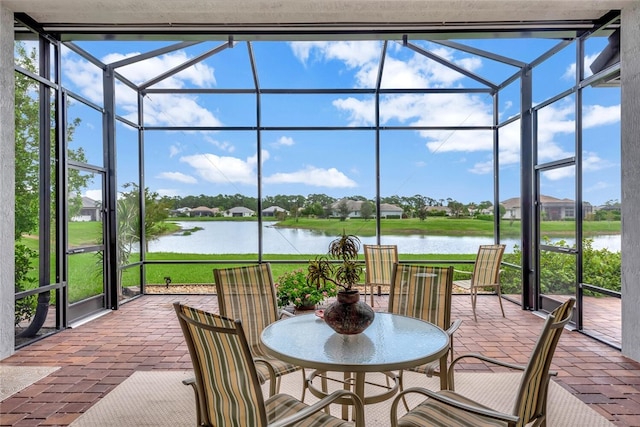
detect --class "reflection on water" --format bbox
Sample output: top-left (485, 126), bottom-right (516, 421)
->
top-left (144, 221), bottom-right (620, 255)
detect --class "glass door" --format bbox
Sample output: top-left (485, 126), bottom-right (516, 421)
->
top-left (66, 169), bottom-right (108, 323)
top-left (535, 165), bottom-right (578, 314)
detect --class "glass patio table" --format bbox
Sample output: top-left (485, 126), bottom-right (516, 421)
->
top-left (261, 312), bottom-right (450, 421)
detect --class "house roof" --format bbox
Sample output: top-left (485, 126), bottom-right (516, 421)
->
top-left (227, 206), bottom-right (255, 214)
top-left (262, 205), bottom-right (287, 213)
top-left (380, 203), bottom-right (403, 212)
top-left (81, 196), bottom-right (101, 208)
top-left (501, 195), bottom-right (592, 208)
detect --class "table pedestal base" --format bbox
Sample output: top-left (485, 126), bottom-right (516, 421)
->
top-left (306, 370), bottom-right (400, 420)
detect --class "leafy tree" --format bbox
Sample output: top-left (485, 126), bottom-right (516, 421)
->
top-left (307, 193), bottom-right (335, 208)
top-left (477, 200), bottom-right (493, 211)
top-left (119, 183), bottom-right (172, 254)
top-left (301, 201), bottom-right (324, 217)
top-left (336, 199), bottom-right (350, 220)
top-left (501, 237), bottom-right (621, 295)
top-left (360, 200), bottom-right (374, 220)
top-left (447, 199), bottom-right (466, 218)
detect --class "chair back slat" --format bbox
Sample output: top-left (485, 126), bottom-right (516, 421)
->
top-left (364, 244), bottom-right (399, 286)
top-left (174, 303), bottom-right (268, 427)
top-left (513, 298), bottom-right (575, 425)
top-left (472, 244), bottom-right (505, 287)
top-left (214, 264), bottom-right (279, 350)
top-left (389, 264), bottom-right (454, 330)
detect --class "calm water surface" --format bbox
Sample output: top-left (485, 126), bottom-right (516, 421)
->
top-left (146, 221), bottom-right (621, 254)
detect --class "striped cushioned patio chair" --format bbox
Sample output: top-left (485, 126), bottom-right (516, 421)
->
top-left (388, 264), bottom-right (461, 405)
top-left (174, 303), bottom-right (364, 427)
top-left (453, 244), bottom-right (506, 321)
top-left (391, 298), bottom-right (575, 427)
top-left (213, 263), bottom-right (302, 397)
top-left (364, 244), bottom-right (399, 306)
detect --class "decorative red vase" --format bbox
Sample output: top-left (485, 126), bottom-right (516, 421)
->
top-left (323, 290), bottom-right (375, 335)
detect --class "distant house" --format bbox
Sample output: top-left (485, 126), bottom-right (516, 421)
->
top-left (425, 206), bottom-right (452, 216)
top-left (171, 207), bottom-right (192, 216)
top-left (379, 203), bottom-right (403, 218)
top-left (328, 199), bottom-right (403, 219)
top-left (189, 206), bottom-right (219, 217)
top-left (501, 195), bottom-right (593, 220)
top-left (224, 206), bottom-right (255, 217)
top-left (72, 196), bottom-right (102, 222)
top-left (262, 205), bottom-right (288, 217)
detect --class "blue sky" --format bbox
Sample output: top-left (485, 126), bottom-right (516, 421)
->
top-left (56, 36), bottom-right (621, 207)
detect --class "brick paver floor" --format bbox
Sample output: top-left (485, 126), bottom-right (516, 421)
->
top-left (1, 293), bottom-right (639, 426)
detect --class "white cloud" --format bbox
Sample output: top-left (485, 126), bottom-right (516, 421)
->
top-left (169, 144), bottom-right (181, 158)
top-left (332, 97), bottom-right (375, 126)
top-left (583, 104), bottom-right (620, 128)
top-left (469, 159), bottom-right (493, 175)
top-left (542, 151), bottom-right (612, 181)
top-left (265, 166), bottom-right (357, 188)
top-left (276, 136), bottom-right (295, 146)
top-left (157, 171), bottom-right (197, 184)
top-left (61, 46), bottom-right (221, 127)
top-left (563, 53), bottom-right (599, 80)
top-left (103, 51), bottom-right (216, 88)
top-left (143, 94), bottom-right (222, 127)
top-left (180, 150), bottom-right (269, 185)
top-left (290, 41), bottom-right (381, 69)
top-left (203, 136), bottom-right (235, 152)
top-left (543, 167), bottom-right (574, 181)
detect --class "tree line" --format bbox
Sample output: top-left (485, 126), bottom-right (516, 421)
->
top-left (162, 193), bottom-right (496, 220)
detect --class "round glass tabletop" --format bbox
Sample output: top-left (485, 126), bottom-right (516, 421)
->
top-left (261, 312), bottom-right (449, 372)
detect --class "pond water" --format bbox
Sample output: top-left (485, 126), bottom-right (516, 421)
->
top-left (145, 221), bottom-right (621, 255)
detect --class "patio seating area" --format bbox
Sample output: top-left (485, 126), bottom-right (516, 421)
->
top-left (1, 293), bottom-right (639, 426)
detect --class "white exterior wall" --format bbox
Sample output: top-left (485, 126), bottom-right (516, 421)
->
top-left (0, 4), bottom-right (15, 360)
top-left (621, 2), bottom-right (640, 362)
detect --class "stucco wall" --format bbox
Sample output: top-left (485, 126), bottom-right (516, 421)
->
top-left (0, 4), bottom-right (16, 360)
top-left (621, 2), bottom-right (640, 362)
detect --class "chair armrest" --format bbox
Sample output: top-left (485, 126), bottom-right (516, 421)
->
top-left (453, 269), bottom-right (472, 275)
top-left (446, 319), bottom-right (462, 337)
top-left (279, 310), bottom-right (294, 319)
top-left (424, 319), bottom-right (463, 375)
top-left (389, 387), bottom-right (519, 427)
top-left (447, 353), bottom-right (527, 390)
top-left (254, 357), bottom-right (278, 396)
top-left (269, 389), bottom-right (365, 427)
top-left (450, 353), bottom-right (527, 372)
top-left (181, 377), bottom-right (202, 427)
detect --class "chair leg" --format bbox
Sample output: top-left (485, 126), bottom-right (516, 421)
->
top-left (300, 368), bottom-right (307, 401)
top-left (449, 337), bottom-right (454, 362)
top-left (471, 288), bottom-right (478, 322)
top-left (397, 370), bottom-right (411, 412)
top-left (370, 284), bottom-right (374, 307)
top-left (496, 285), bottom-right (506, 318)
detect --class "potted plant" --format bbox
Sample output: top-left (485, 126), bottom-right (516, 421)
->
top-left (306, 230), bottom-right (375, 334)
top-left (275, 268), bottom-right (337, 310)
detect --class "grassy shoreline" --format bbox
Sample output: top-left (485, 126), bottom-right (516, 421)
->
top-left (169, 216), bottom-right (621, 238)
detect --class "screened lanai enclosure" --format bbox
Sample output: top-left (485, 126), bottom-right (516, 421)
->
top-left (13, 11), bottom-right (622, 350)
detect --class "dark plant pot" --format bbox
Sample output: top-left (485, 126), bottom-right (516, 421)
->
top-left (295, 303), bottom-right (316, 312)
top-left (323, 290), bottom-right (375, 335)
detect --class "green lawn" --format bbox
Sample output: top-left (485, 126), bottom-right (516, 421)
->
top-left (272, 216), bottom-right (619, 238)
